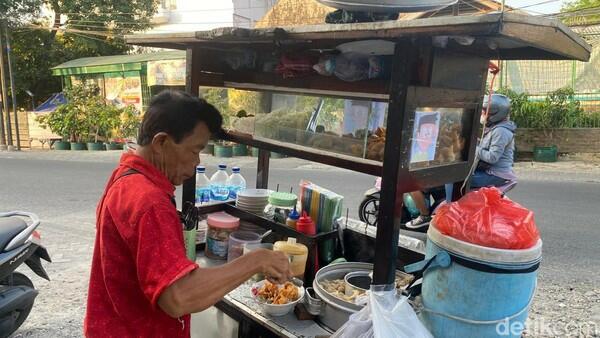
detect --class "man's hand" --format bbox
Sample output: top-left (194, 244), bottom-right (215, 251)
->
top-left (256, 249), bottom-right (292, 284)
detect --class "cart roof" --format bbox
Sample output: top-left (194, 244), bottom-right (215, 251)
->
top-left (126, 13), bottom-right (591, 61)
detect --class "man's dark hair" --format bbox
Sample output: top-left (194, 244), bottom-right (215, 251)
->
top-left (138, 90), bottom-right (223, 146)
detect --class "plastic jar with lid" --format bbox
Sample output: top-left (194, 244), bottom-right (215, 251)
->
top-left (227, 231), bottom-right (261, 262)
top-left (264, 192), bottom-right (297, 224)
top-left (205, 212), bottom-right (240, 260)
top-left (273, 238), bottom-right (308, 279)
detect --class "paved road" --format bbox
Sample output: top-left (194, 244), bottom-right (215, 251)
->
top-left (0, 152), bottom-right (599, 336)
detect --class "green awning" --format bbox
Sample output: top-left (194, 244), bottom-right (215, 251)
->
top-left (51, 50), bottom-right (186, 76)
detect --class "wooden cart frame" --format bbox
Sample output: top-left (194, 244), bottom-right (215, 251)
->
top-left (127, 13), bottom-right (590, 333)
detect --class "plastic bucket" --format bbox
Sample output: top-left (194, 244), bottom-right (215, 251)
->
top-left (87, 142), bottom-right (105, 151)
top-left (53, 141), bottom-right (71, 150)
top-left (233, 144), bottom-right (248, 156)
top-left (70, 142), bottom-right (87, 151)
top-left (414, 225), bottom-right (542, 338)
top-left (105, 142), bottom-right (123, 151)
top-left (214, 144), bottom-right (233, 158)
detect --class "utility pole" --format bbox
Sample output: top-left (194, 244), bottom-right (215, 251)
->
top-left (4, 21), bottom-right (19, 150)
top-left (0, 21), bottom-right (12, 148)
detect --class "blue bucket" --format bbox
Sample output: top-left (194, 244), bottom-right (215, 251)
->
top-left (406, 225), bottom-right (542, 338)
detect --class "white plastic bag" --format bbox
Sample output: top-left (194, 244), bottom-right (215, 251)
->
top-left (370, 286), bottom-right (432, 338)
top-left (331, 303), bottom-right (373, 338)
top-left (331, 285), bottom-right (433, 338)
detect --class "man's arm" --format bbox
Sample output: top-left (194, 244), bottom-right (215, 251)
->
top-left (158, 249), bottom-right (290, 318)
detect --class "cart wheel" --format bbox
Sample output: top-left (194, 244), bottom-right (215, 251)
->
top-left (359, 196), bottom-right (379, 227)
top-left (0, 273), bottom-right (35, 338)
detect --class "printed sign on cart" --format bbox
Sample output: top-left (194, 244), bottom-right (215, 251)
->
top-left (410, 111), bottom-right (441, 163)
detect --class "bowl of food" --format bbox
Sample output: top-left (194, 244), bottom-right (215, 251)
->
top-left (251, 280), bottom-right (305, 316)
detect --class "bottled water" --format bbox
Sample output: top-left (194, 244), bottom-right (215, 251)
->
top-left (210, 164), bottom-right (230, 201)
top-left (227, 167), bottom-right (247, 199)
top-left (195, 166), bottom-right (211, 204)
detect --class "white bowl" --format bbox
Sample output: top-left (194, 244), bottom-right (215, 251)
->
top-left (251, 280), bottom-right (305, 317)
top-left (237, 189), bottom-right (273, 199)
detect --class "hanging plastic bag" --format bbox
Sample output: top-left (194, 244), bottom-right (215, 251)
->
top-left (331, 303), bottom-right (374, 338)
top-left (332, 286), bottom-right (433, 338)
top-left (370, 287), bottom-right (433, 338)
top-left (434, 187), bottom-right (540, 249)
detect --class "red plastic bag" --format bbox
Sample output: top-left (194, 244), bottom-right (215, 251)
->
top-left (434, 187), bottom-right (539, 249)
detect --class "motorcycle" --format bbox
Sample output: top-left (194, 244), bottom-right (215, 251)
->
top-left (358, 178), bottom-right (515, 229)
top-left (0, 212), bottom-right (51, 338)
top-left (359, 178), bottom-right (443, 228)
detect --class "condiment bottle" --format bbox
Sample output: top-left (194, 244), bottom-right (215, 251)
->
top-left (286, 208), bottom-right (300, 229)
top-left (264, 192), bottom-right (297, 224)
top-left (296, 211), bottom-right (316, 235)
top-left (273, 238), bottom-right (308, 278)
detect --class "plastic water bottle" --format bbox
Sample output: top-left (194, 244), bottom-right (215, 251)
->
top-left (210, 164), bottom-right (230, 201)
top-left (227, 167), bottom-right (247, 199)
top-left (195, 166), bottom-right (211, 204)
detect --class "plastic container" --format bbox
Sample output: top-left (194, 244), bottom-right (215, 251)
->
top-left (227, 167), bottom-right (247, 200)
top-left (286, 208), bottom-right (300, 228)
top-left (296, 212), bottom-right (316, 235)
top-left (227, 231), bottom-right (261, 262)
top-left (195, 166), bottom-right (211, 204)
top-left (264, 192), bottom-right (298, 224)
top-left (409, 225), bottom-right (542, 338)
top-left (210, 164), bottom-right (230, 201)
top-left (331, 53), bottom-right (387, 82)
top-left (273, 238), bottom-right (308, 279)
top-left (205, 212), bottom-right (240, 260)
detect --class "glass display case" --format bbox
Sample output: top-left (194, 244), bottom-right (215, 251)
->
top-left (408, 107), bottom-right (471, 169)
top-left (202, 88), bottom-right (394, 161)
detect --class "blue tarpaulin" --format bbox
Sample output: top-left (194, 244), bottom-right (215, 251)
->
top-left (33, 93), bottom-right (67, 113)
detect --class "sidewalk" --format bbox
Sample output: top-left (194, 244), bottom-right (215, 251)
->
top-left (2, 149), bottom-right (600, 181)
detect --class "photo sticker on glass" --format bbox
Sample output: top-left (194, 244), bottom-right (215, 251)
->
top-left (410, 111), bottom-right (441, 163)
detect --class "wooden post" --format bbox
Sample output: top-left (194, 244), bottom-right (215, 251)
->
top-left (0, 22), bottom-right (12, 147)
top-left (256, 149), bottom-right (270, 189)
top-left (183, 47), bottom-right (201, 207)
top-left (372, 41), bottom-right (413, 287)
top-left (256, 92), bottom-right (272, 190)
top-left (5, 24), bottom-right (20, 150)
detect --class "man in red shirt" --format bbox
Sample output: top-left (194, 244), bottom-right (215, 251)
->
top-left (84, 91), bottom-right (291, 337)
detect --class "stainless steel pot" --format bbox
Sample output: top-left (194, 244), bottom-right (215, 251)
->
top-left (313, 262), bottom-right (415, 331)
top-left (313, 262), bottom-right (372, 331)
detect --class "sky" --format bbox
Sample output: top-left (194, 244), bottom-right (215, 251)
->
top-left (504, 0), bottom-right (569, 14)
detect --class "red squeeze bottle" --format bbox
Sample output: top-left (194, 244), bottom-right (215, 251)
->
top-left (296, 211), bottom-right (319, 271)
top-left (296, 211), bottom-right (316, 235)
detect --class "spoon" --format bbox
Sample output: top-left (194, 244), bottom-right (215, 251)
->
top-left (259, 230), bottom-right (273, 241)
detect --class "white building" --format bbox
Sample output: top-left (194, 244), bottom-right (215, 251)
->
top-left (147, 0), bottom-right (276, 34)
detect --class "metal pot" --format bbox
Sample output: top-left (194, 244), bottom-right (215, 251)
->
top-left (313, 262), bottom-right (372, 331)
top-left (313, 262), bottom-right (415, 331)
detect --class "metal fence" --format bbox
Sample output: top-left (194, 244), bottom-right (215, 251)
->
top-left (493, 24), bottom-right (600, 128)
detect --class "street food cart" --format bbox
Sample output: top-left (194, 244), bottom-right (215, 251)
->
top-left (126, 12), bottom-right (590, 337)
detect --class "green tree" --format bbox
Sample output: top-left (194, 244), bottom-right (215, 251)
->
top-left (0, 0), bottom-right (42, 27)
top-left (3, 0), bottom-right (157, 108)
top-left (561, 0), bottom-right (600, 25)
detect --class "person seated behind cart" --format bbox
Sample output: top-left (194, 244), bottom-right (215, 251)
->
top-left (405, 94), bottom-right (516, 230)
top-left (84, 90), bottom-right (292, 338)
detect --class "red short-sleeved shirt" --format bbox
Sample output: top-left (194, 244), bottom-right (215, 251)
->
top-left (84, 153), bottom-right (198, 337)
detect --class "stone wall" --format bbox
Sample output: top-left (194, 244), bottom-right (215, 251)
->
top-left (516, 128), bottom-right (600, 153)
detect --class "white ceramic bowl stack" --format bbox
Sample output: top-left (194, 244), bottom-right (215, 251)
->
top-left (236, 189), bottom-right (272, 215)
